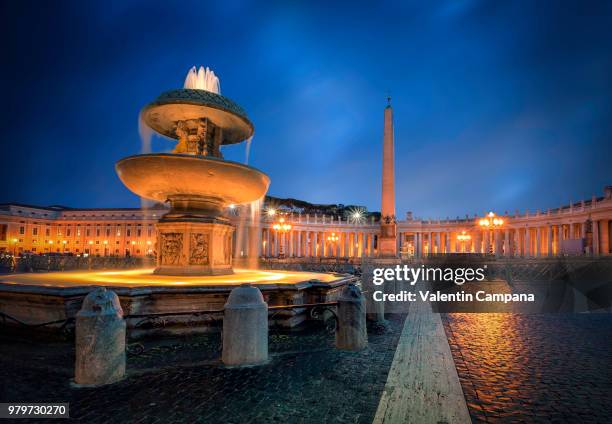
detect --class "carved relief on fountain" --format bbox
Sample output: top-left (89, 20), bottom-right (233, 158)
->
top-left (189, 233), bottom-right (209, 265)
top-left (160, 232), bottom-right (184, 266)
top-left (174, 118), bottom-right (222, 158)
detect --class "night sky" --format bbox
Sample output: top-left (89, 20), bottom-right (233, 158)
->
top-left (1, 0), bottom-right (611, 219)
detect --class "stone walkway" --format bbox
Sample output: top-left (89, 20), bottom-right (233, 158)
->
top-left (0, 317), bottom-right (405, 423)
top-left (373, 301), bottom-right (471, 424)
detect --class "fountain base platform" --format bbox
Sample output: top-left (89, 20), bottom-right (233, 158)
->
top-left (0, 268), bottom-right (357, 338)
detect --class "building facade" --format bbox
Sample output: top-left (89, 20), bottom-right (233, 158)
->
top-left (1, 186), bottom-right (611, 258)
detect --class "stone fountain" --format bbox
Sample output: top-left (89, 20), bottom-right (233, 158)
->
top-left (0, 67), bottom-right (356, 337)
top-left (116, 67), bottom-right (269, 276)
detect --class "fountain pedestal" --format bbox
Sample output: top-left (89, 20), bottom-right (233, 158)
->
top-left (156, 220), bottom-right (234, 276)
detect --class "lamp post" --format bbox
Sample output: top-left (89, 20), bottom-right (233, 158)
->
top-left (48, 240), bottom-right (54, 254)
top-left (103, 240), bottom-right (108, 257)
top-left (326, 232), bottom-right (339, 257)
top-left (456, 230), bottom-right (472, 253)
top-left (272, 217), bottom-right (291, 259)
top-left (478, 212), bottom-right (504, 254)
top-left (11, 238), bottom-right (18, 257)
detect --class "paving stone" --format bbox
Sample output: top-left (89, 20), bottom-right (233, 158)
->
top-left (443, 313), bottom-right (612, 423)
top-left (0, 316), bottom-right (404, 423)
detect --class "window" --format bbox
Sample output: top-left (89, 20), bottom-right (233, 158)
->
top-left (106, 228), bottom-right (111, 237)
top-left (19, 226), bottom-right (25, 235)
top-left (45, 228), bottom-right (50, 236)
top-left (86, 228), bottom-right (91, 237)
top-left (137, 229), bottom-right (142, 237)
top-left (0, 224), bottom-right (6, 241)
top-left (96, 228), bottom-right (100, 237)
top-left (66, 228), bottom-right (71, 237)
top-left (32, 227), bottom-right (38, 236)
top-left (126, 229), bottom-right (131, 237)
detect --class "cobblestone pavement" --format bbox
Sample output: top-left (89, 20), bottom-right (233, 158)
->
top-left (443, 313), bottom-right (612, 423)
top-left (0, 316), bottom-right (404, 423)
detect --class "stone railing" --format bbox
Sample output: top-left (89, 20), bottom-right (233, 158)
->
top-left (0, 255), bottom-right (155, 274)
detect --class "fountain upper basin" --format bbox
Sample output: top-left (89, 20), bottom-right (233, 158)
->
top-left (115, 153), bottom-right (270, 210)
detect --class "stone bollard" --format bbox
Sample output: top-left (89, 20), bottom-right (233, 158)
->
top-left (336, 283), bottom-right (367, 351)
top-left (74, 287), bottom-right (126, 386)
top-left (222, 284), bottom-right (268, 366)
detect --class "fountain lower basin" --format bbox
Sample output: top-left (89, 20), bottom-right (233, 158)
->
top-left (0, 269), bottom-right (356, 337)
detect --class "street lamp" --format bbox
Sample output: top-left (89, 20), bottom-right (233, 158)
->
top-left (326, 232), bottom-right (339, 257)
top-left (48, 240), bottom-right (53, 254)
top-left (62, 240), bottom-right (67, 253)
top-left (11, 238), bottom-right (18, 257)
top-left (103, 240), bottom-right (108, 256)
top-left (478, 212), bottom-right (503, 254)
top-left (272, 217), bottom-right (292, 258)
top-left (456, 230), bottom-right (472, 253)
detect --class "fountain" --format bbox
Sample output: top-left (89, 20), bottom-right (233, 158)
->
top-left (116, 67), bottom-right (268, 276)
top-left (0, 67), bottom-right (357, 336)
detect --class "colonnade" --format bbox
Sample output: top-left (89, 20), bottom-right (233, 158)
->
top-left (261, 228), bottom-right (377, 258)
top-left (400, 219), bottom-right (611, 257)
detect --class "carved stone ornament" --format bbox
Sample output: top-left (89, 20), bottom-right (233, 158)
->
top-left (160, 232), bottom-right (183, 265)
top-left (190, 233), bottom-right (209, 265)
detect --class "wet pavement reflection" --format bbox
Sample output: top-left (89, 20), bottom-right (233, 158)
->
top-left (443, 313), bottom-right (612, 423)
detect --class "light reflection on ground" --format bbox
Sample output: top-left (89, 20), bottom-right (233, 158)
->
top-left (0, 268), bottom-right (339, 288)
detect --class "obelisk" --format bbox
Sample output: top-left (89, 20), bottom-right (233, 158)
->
top-left (379, 97), bottom-right (397, 257)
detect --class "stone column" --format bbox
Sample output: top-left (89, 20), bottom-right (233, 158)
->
top-left (265, 229), bottom-right (271, 257)
top-left (514, 229), bottom-right (520, 256)
top-left (493, 230), bottom-right (500, 257)
top-left (547, 226), bottom-right (553, 256)
top-left (502, 229), bottom-right (509, 256)
top-left (592, 220), bottom-right (600, 255)
top-left (297, 231), bottom-right (302, 257)
top-left (558, 224), bottom-right (564, 255)
top-left (75, 287), bottom-right (126, 386)
top-left (601, 220), bottom-right (610, 255)
top-left (322, 233), bottom-right (327, 257)
top-left (289, 231), bottom-right (294, 257)
top-left (536, 227), bottom-right (541, 257)
top-left (222, 284), bottom-right (268, 366)
top-left (368, 233), bottom-right (374, 257)
top-left (313, 232), bottom-right (319, 257)
top-left (525, 228), bottom-right (531, 257)
top-left (336, 284), bottom-right (367, 351)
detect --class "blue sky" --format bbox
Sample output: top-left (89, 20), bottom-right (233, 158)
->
top-left (1, 0), bottom-right (611, 219)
